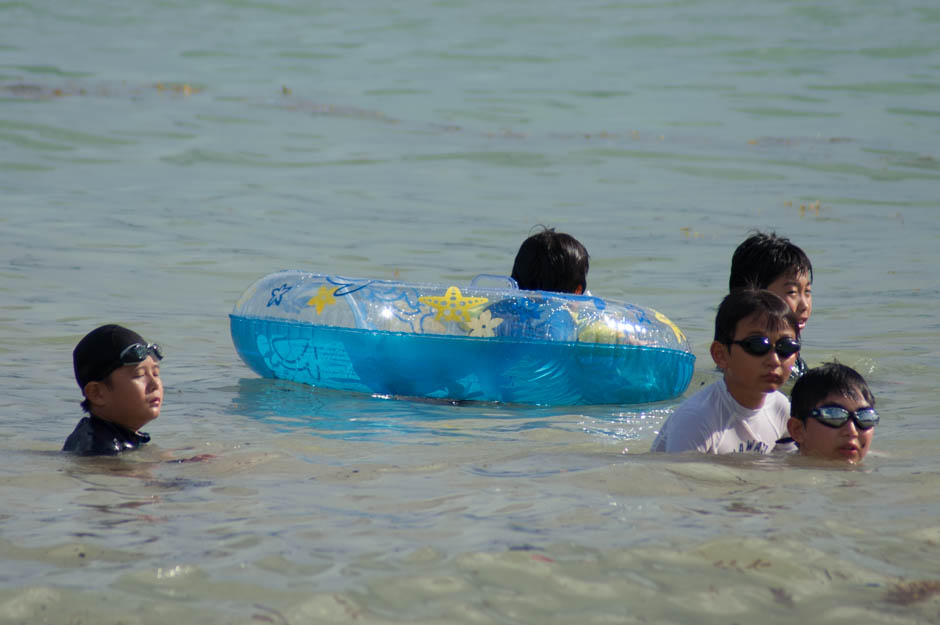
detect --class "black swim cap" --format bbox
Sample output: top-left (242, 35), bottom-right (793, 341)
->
top-left (73, 324), bottom-right (147, 391)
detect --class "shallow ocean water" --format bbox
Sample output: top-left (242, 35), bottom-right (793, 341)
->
top-left (1, 0), bottom-right (939, 623)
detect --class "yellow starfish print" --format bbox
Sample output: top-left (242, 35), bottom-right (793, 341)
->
top-left (654, 310), bottom-right (686, 342)
top-left (419, 286), bottom-right (488, 323)
top-left (307, 285), bottom-right (338, 315)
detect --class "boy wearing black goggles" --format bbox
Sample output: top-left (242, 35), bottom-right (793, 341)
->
top-left (787, 362), bottom-right (878, 463)
top-left (63, 324), bottom-right (164, 456)
top-left (652, 289), bottom-right (800, 455)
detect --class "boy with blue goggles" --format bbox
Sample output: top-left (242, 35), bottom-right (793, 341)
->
top-left (787, 362), bottom-right (878, 463)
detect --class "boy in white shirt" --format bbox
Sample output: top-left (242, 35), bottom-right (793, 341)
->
top-left (651, 289), bottom-right (801, 454)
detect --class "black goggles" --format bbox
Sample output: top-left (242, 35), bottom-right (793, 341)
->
top-left (729, 336), bottom-right (801, 358)
top-left (806, 405), bottom-right (880, 431)
top-left (118, 342), bottom-right (163, 365)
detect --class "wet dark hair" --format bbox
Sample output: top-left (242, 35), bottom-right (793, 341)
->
top-left (714, 288), bottom-right (800, 345)
top-left (790, 362), bottom-right (875, 419)
top-left (510, 226), bottom-right (589, 294)
top-left (729, 231), bottom-right (813, 291)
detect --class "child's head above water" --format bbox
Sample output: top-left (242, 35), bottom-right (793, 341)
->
top-left (729, 231), bottom-right (813, 331)
top-left (511, 227), bottom-right (589, 294)
top-left (713, 288), bottom-right (801, 346)
top-left (788, 362), bottom-right (878, 463)
top-left (73, 324), bottom-right (164, 433)
top-left (711, 289), bottom-right (801, 408)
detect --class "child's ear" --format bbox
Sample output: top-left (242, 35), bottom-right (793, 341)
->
top-left (83, 381), bottom-right (108, 407)
top-left (710, 341), bottom-right (729, 370)
top-left (787, 417), bottom-right (806, 446)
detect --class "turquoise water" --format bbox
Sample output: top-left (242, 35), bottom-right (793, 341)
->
top-left (2, 0), bottom-right (939, 623)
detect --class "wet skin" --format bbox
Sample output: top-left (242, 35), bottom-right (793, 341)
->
top-left (88, 356), bottom-right (163, 433)
top-left (766, 271), bottom-right (812, 332)
top-left (789, 391), bottom-right (875, 463)
top-left (711, 314), bottom-right (799, 409)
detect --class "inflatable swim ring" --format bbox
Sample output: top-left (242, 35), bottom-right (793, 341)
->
top-left (230, 270), bottom-right (695, 405)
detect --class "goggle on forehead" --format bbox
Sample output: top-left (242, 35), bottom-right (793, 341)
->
top-left (118, 342), bottom-right (163, 365)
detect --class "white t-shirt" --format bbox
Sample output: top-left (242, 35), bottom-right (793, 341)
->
top-left (650, 378), bottom-right (790, 454)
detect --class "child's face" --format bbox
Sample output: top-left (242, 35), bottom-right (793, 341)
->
top-left (789, 391), bottom-right (875, 463)
top-left (98, 356), bottom-right (163, 432)
top-left (766, 271), bottom-right (812, 331)
top-left (712, 313), bottom-right (799, 408)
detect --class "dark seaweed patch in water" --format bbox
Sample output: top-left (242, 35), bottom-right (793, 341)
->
top-left (883, 580), bottom-right (940, 605)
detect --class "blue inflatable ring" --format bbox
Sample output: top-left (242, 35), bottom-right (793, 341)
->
top-left (230, 270), bottom-right (695, 405)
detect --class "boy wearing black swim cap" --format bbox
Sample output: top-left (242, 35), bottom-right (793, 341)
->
top-left (64, 324), bottom-right (164, 455)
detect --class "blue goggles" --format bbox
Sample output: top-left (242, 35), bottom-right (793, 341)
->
top-left (807, 405), bottom-right (879, 430)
